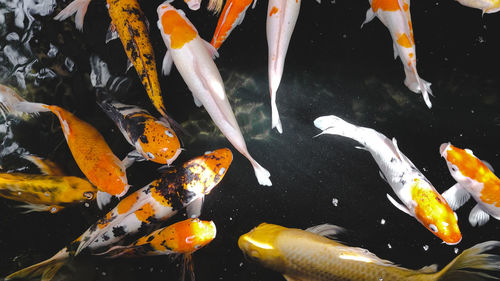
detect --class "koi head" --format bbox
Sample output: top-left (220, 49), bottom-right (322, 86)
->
top-left (165, 218), bottom-right (216, 253)
top-left (157, 1), bottom-right (198, 49)
top-left (440, 142), bottom-right (488, 184)
top-left (135, 119), bottom-right (181, 165)
top-left (411, 179), bottom-right (462, 245)
top-left (59, 177), bottom-right (97, 203)
top-left (183, 148), bottom-right (232, 195)
top-left (238, 223), bottom-right (285, 270)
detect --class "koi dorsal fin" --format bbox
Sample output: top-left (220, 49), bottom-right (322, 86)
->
top-left (305, 224), bottom-right (345, 239)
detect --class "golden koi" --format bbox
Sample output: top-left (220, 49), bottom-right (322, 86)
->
top-left (4, 149), bottom-right (232, 281)
top-left (314, 115), bottom-right (461, 244)
top-left (0, 88), bottom-right (129, 208)
top-left (362, 0), bottom-right (433, 108)
top-left (455, 0), bottom-right (500, 13)
top-left (54, 0), bottom-right (166, 117)
top-left (210, 0), bottom-right (255, 50)
top-left (239, 223), bottom-right (500, 281)
top-left (441, 143), bottom-right (500, 226)
top-left (0, 171), bottom-right (95, 213)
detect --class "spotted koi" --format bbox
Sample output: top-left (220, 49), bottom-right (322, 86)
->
top-left (267, 0), bottom-right (301, 133)
top-left (440, 143), bottom-right (500, 227)
top-left (314, 115), bottom-right (461, 245)
top-left (210, 0), bottom-right (255, 50)
top-left (54, 0), bottom-right (166, 117)
top-left (157, 1), bottom-right (272, 186)
top-left (362, 0), bottom-right (433, 108)
top-left (4, 149), bottom-right (231, 281)
top-left (95, 88), bottom-right (182, 165)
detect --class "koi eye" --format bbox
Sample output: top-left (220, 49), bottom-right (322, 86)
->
top-left (147, 152), bottom-right (155, 159)
top-left (429, 224), bottom-right (438, 232)
top-left (83, 192), bottom-right (94, 200)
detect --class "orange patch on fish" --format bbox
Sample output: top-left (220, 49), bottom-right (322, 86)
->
top-left (269, 6), bottom-right (279, 16)
top-left (97, 212), bottom-right (114, 229)
top-left (409, 53), bottom-right (414, 58)
top-left (117, 193), bottom-right (138, 214)
top-left (134, 203), bottom-right (155, 222)
top-left (397, 33), bottom-right (412, 48)
top-left (446, 145), bottom-right (500, 207)
top-left (403, 2), bottom-right (409, 11)
top-left (161, 10), bottom-right (197, 49)
top-left (210, 0), bottom-right (253, 49)
top-left (411, 180), bottom-right (461, 244)
top-left (372, 0), bottom-right (400, 12)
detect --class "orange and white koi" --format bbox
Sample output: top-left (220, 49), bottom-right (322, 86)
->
top-left (4, 149), bottom-right (232, 281)
top-left (54, 0), bottom-right (166, 117)
top-left (362, 0), bottom-right (433, 108)
top-left (440, 143), bottom-right (500, 227)
top-left (239, 223), bottom-right (500, 281)
top-left (0, 89), bottom-right (129, 208)
top-left (455, 0), bottom-right (500, 13)
top-left (314, 115), bottom-right (461, 244)
top-left (0, 155), bottom-right (96, 213)
top-left (157, 2), bottom-right (272, 186)
top-left (210, 0), bottom-right (255, 50)
top-left (267, 0), bottom-right (300, 133)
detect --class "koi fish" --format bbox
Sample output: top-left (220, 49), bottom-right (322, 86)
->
top-left (54, 0), bottom-right (166, 117)
top-left (184, 0), bottom-right (202, 10)
top-left (455, 0), bottom-right (500, 13)
top-left (239, 223), bottom-right (500, 281)
top-left (267, 0), bottom-right (301, 133)
top-left (210, 0), bottom-right (255, 50)
top-left (362, 0), bottom-right (433, 108)
top-left (440, 143), bottom-right (500, 227)
top-left (89, 54), bottom-right (182, 166)
top-left (157, 2), bottom-right (272, 186)
top-left (4, 148), bottom-right (232, 281)
top-left (0, 155), bottom-right (96, 213)
top-left (0, 89), bottom-right (129, 208)
top-left (314, 115), bottom-right (461, 244)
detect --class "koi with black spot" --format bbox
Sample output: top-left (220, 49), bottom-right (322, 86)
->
top-left (54, 0), bottom-right (166, 117)
top-left (4, 149), bottom-right (232, 281)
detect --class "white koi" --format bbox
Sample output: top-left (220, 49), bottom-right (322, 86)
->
top-left (455, 0), bottom-right (500, 13)
top-left (314, 115), bottom-right (461, 244)
top-left (156, 1), bottom-right (272, 186)
top-left (267, 0), bottom-right (301, 133)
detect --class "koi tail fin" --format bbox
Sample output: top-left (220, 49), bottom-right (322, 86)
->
top-left (271, 93), bottom-right (283, 134)
top-left (207, 0), bottom-right (224, 15)
top-left (4, 248), bottom-right (69, 281)
top-left (404, 67), bottom-right (433, 109)
top-left (0, 85), bottom-right (40, 118)
top-left (433, 241), bottom-right (500, 281)
top-left (181, 254), bottom-right (196, 281)
top-left (53, 0), bottom-right (91, 31)
top-left (249, 159), bottom-right (272, 186)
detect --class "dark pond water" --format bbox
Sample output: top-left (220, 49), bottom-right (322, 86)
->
top-left (0, 0), bottom-right (500, 280)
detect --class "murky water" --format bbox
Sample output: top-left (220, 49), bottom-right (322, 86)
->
top-left (0, 0), bottom-right (500, 280)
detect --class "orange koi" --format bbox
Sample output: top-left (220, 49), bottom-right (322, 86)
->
top-left (0, 88), bottom-right (129, 208)
top-left (54, 0), bottom-right (166, 117)
top-left (441, 143), bottom-right (500, 226)
top-left (210, 0), bottom-right (255, 50)
top-left (362, 0), bottom-right (433, 108)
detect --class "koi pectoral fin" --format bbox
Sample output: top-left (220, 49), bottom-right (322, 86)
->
top-left (186, 196), bottom-right (204, 218)
top-left (361, 8), bottom-right (375, 28)
top-left (96, 191), bottom-right (112, 209)
top-left (203, 39), bottom-right (219, 59)
top-left (162, 50), bottom-right (173, 76)
top-left (386, 194), bottom-right (411, 216)
top-left (469, 204), bottom-right (490, 227)
top-left (105, 23), bottom-right (119, 44)
top-left (442, 183), bottom-right (471, 211)
top-left (53, 0), bottom-right (91, 31)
